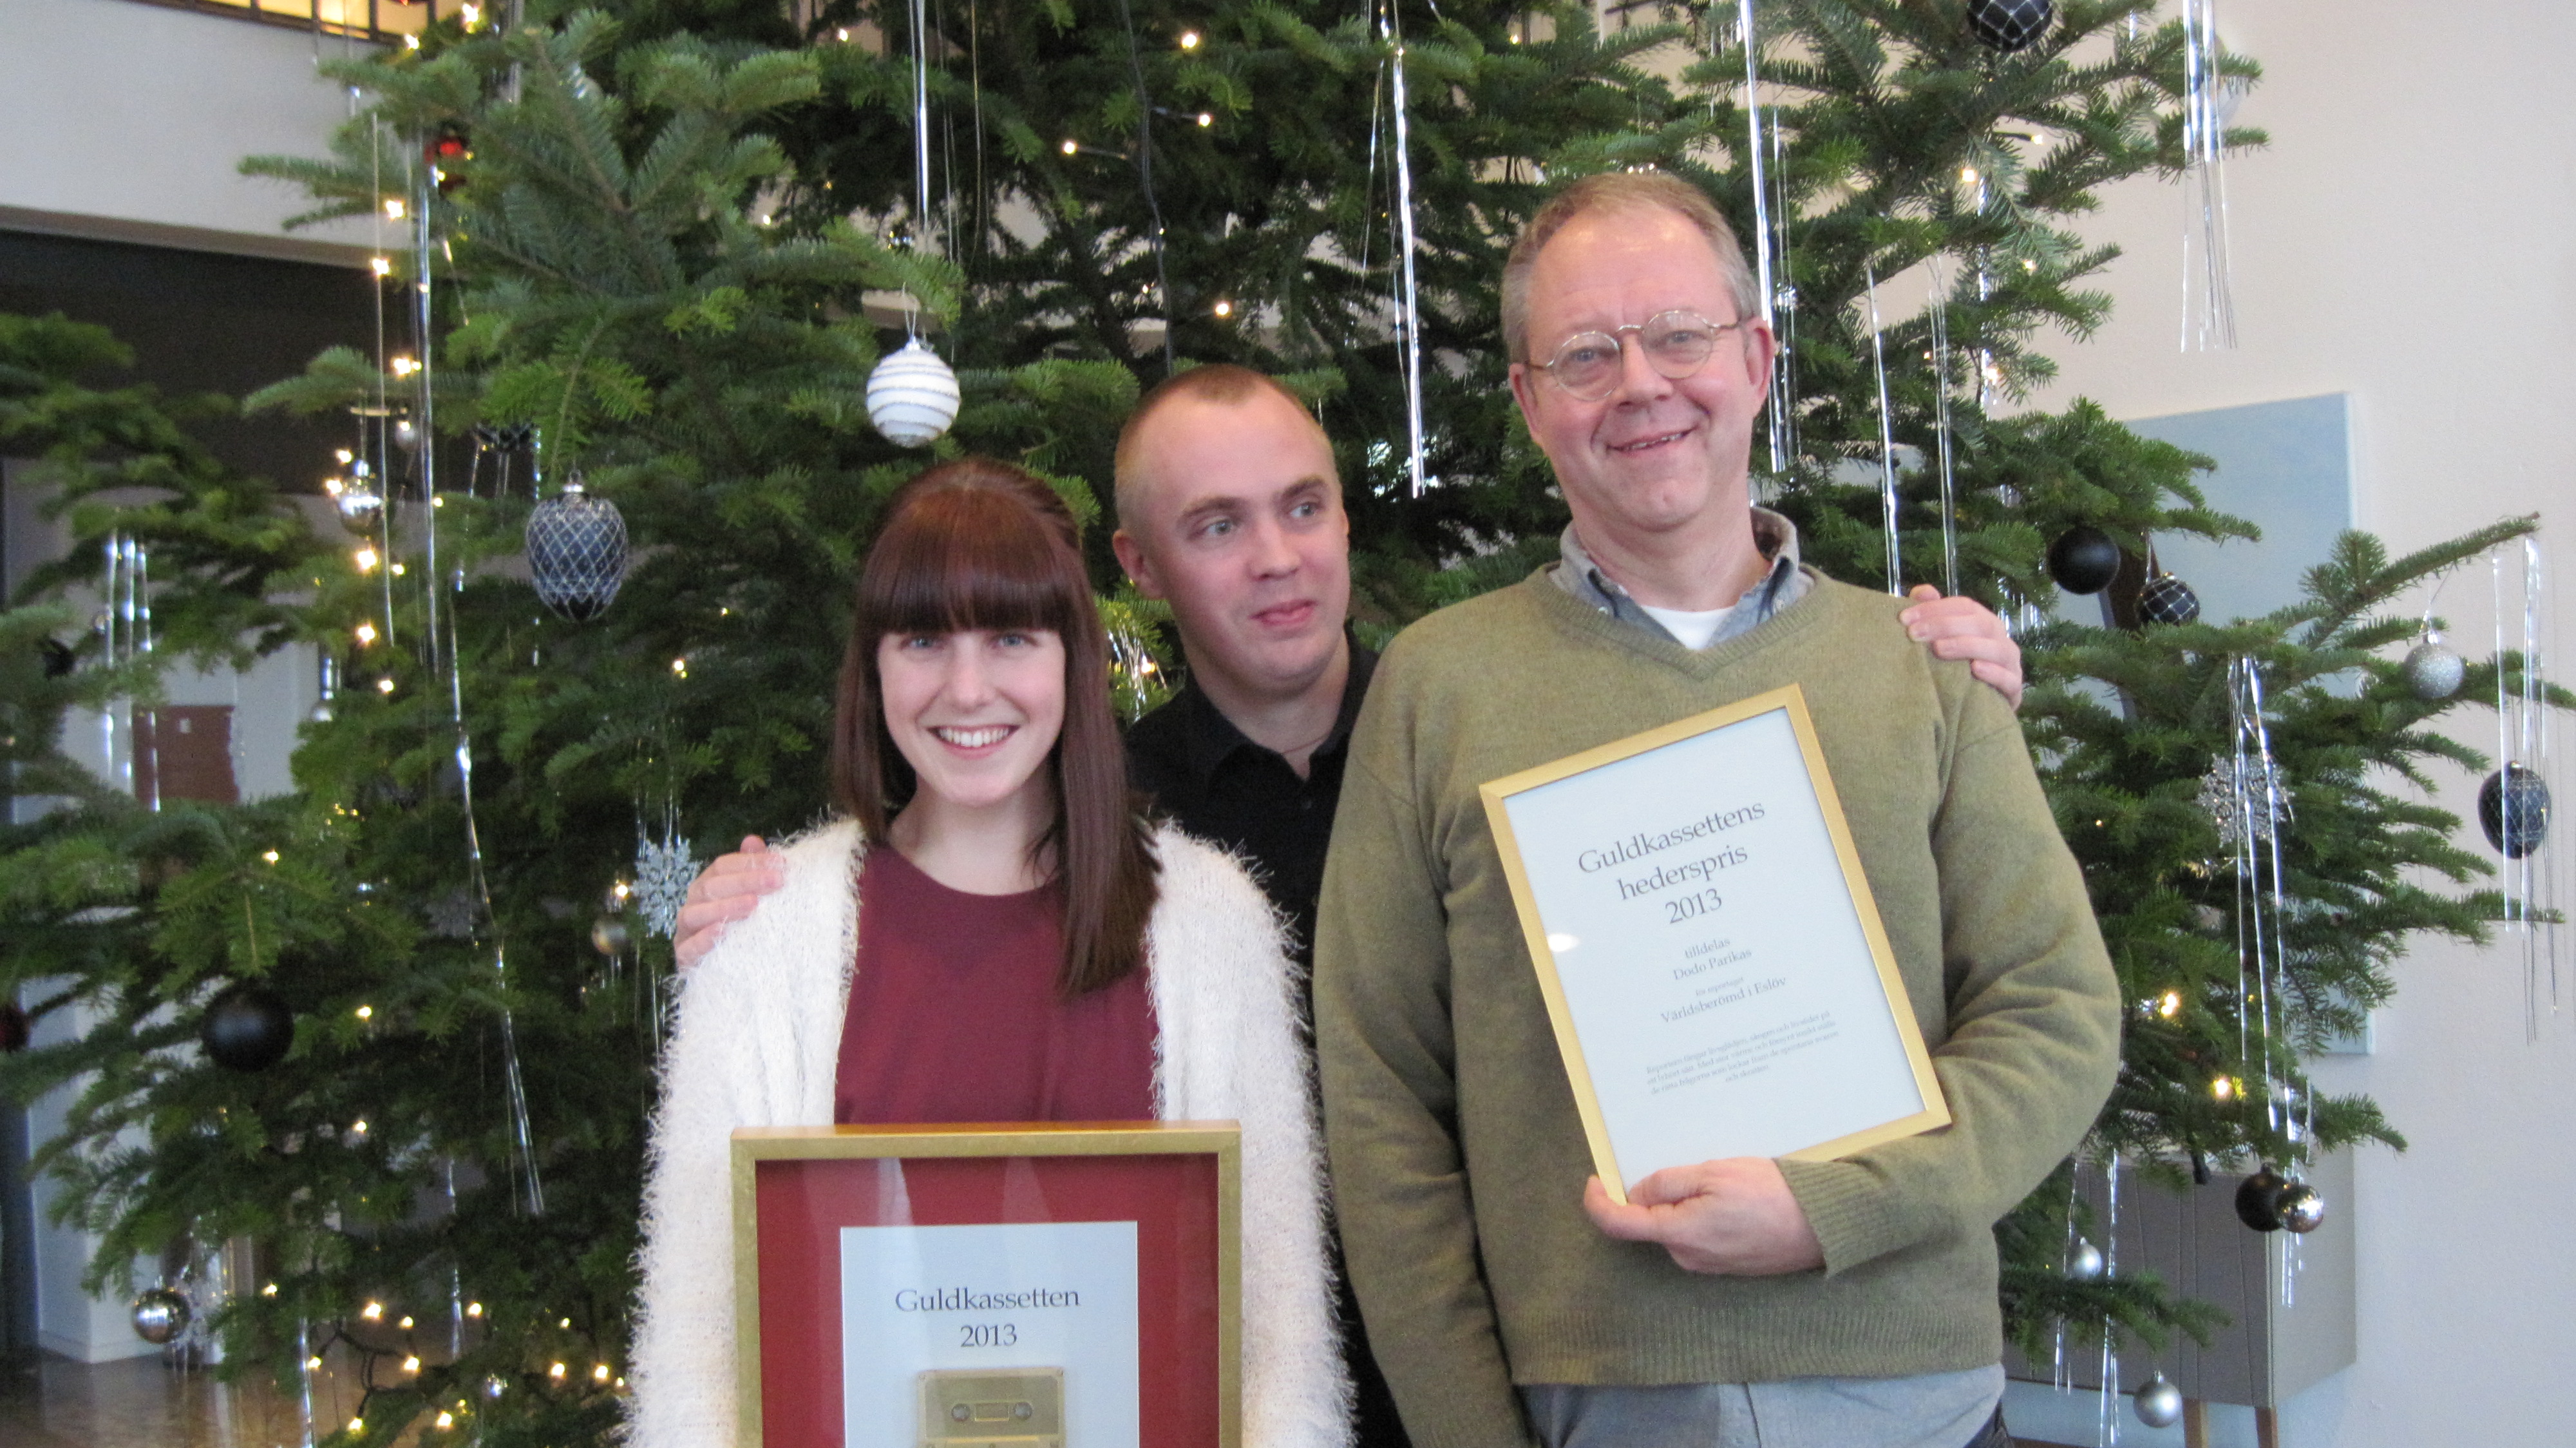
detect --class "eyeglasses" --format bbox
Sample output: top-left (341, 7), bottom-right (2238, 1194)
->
top-left (1531, 310), bottom-right (1751, 403)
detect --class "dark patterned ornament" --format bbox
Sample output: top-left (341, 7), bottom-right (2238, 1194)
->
top-left (1965, 0), bottom-right (2053, 53)
top-left (2138, 572), bottom-right (2202, 627)
top-left (131, 1287), bottom-right (191, 1346)
top-left (526, 473), bottom-right (629, 622)
top-left (2234, 1167), bottom-right (2289, 1232)
top-left (201, 985), bottom-right (295, 1072)
top-left (2133, 1371), bottom-right (2184, 1429)
top-left (2045, 526), bottom-right (2121, 595)
top-left (2402, 632), bottom-right (2465, 700)
top-left (2479, 763), bottom-right (2551, 858)
top-left (2273, 1179), bottom-right (2327, 1234)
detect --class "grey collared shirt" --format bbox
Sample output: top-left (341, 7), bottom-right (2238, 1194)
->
top-left (1550, 508), bottom-right (1814, 649)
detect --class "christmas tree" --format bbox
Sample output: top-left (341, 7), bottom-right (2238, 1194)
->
top-left (3, 2), bottom-right (2563, 1444)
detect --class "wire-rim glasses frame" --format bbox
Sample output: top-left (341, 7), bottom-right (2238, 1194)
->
top-left (1531, 310), bottom-right (1753, 403)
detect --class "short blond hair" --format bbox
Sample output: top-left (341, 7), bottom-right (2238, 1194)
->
top-left (1500, 172), bottom-right (1761, 363)
top-left (1112, 364), bottom-right (1331, 524)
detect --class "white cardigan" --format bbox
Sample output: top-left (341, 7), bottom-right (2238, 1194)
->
top-left (627, 819), bottom-right (1350, 1448)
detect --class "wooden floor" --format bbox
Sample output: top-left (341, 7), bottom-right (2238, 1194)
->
top-left (0, 1351), bottom-right (343, 1448)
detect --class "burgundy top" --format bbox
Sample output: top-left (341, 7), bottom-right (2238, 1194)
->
top-left (834, 845), bottom-right (1158, 1125)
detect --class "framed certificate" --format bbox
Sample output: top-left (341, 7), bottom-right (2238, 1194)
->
top-left (732, 1123), bottom-right (1240, 1448)
top-left (1479, 683), bottom-right (1949, 1205)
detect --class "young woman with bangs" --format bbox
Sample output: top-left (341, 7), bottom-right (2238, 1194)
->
top-left (628, 459), bottom-right (1349, 1447)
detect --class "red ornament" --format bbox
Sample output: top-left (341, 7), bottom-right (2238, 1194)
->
top-left (426, 124), bottom-right (471, 195)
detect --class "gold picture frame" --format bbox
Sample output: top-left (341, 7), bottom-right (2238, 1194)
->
top-left (731, 1121), bottom-right (1242, 1448)
top-left (1479, 683), bottom-right (1950, 1205)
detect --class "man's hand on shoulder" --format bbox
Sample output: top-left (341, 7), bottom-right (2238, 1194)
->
top-left (673, 836), bottom-right (786, 969)
top-left (1901, 585), bottom-right (2023, 710)
top-left (1581, 1158), bottom-right (1826, 1276)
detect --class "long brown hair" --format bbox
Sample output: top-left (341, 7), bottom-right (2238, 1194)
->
top-left (831, 457), bottom-right (1160, 996)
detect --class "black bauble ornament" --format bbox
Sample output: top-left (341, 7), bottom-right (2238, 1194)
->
top-left (2479, 763), bottom-right (2551, 859)
top-left (2046, 526), bottom-right (2121, 595)
top-left (1965, 0), bottom-right (2054, 53)
top-left (526, 474), bottom-right (629, 622)
top-left (0, 1000), bottom-right (28, 1053)
top-left (39, 636), bottom-right (77, 678)
top-left (2234, 1167), bottom-right (2289, 1232)
top-left (2139, 573), bottom-right (2202, 627)
top-left (201, 985), bottom-right (295, 1072)
top-left (2274, 1180), bottom-right (2327, 1234)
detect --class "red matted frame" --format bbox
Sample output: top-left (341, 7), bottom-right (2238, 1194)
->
top-left (731, 1123), bottom-right (1240, 1448)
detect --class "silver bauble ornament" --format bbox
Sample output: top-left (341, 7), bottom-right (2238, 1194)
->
top-left (2402, 633), bottom-right (2465, 700)
top-left (525, 473), bottom-right (629, 622)
top-left (2133, 1370), bottom-right (2184, 1429)
top-left (2274, 1180), bottom-right (2327, 1234)
top-left (866, 339), bottom-right (961, 448)
top-left (131, 1286), bottom-right (191, 1346)
top-left (2065, 1237), bottom-right (2105, 1282)
top-left (590, 915), bottom-right (631, 956)
top-left (336, 481), bottom-right (385, 533)
top-left (394, 417), bottom-right (422, 452)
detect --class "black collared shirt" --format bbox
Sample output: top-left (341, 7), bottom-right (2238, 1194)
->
top-left (1124, 640), bottom-right (1414, 1448)
top-left (1124, 640), bottom-right (1378, 977)
top-left (1123, 642), bottom-right (1412, 1443)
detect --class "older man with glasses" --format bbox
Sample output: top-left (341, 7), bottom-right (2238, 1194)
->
top-left (1312, 172), bottom-right (2120, 1448)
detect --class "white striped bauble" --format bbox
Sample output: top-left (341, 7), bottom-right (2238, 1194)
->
top-left (866, 338), bottom-right (960, 448)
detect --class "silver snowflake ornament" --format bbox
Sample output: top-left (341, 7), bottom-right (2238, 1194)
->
top-left (634, 832), bottom-right (698, 939)
top-left (2197, 757), bottom-right (2291, 852)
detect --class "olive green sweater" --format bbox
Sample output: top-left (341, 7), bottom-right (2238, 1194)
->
top-left (1314, 569), bottom-right (2118, 1448)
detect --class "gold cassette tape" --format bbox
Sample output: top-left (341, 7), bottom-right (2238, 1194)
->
top-left (918, 1368), bottom-right (1065, 1448)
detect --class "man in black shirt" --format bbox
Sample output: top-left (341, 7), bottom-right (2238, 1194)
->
top-left (1106, 366), bottom-right (1412, 1445)
top-left (1107, 366), bottom-right (1374, 967)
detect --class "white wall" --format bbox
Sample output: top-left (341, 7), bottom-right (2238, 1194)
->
top-left (24, 989), bottom-right (158, 1364)
top-left (2011, 4), bottom-right (2576, 1443)
top-left (0, 0), bottom-right (375, 260)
